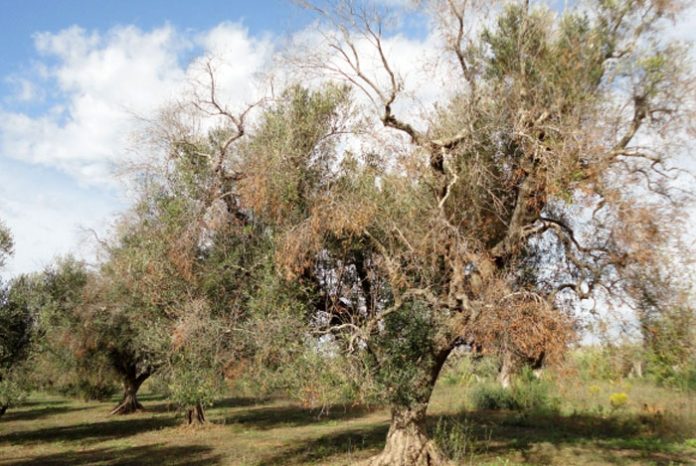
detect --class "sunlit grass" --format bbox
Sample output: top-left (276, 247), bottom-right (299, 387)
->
top-left (1, 375), bottom-right (695, 465)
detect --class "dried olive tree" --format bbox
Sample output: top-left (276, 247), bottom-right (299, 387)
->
top-left (268, 1), bottom-right (696, 463)
top-left (118, 63), bottom-right (274, 424)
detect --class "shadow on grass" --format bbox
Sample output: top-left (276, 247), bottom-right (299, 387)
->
top-left (223, 403), bottom-right (376, 430)
top-left (142, 396), bottom-right (267, 415)
top-left (3, 406), bottom-right (92, 422)
top-left (434, 410), bottom-right (696, 465)
top-left (254, 407), bottom-right (694, 466)
top-left (255, 409), bottom-right (694, 465)
top-left (257, 422), bottom-right (388, 465)
top-left (4, 444), bottom-right (222, 465)
top-left (18, 399), bottom-right (68, 408)
top-left (214, 396), bottom-right (270, 409)
top-left (0, 416), bottom-right (177, 446)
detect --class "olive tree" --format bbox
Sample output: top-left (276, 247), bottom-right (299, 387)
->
top-left (32, 258), bottom-right (121, 403)
top-left (263, 1), bottom-right (696, 463)
top-left (0, 224), bottom-right (34, 417)
top-left (0, 275), bottom-right (36, 417)
top-left (119, 71), bottom-right (274, 424)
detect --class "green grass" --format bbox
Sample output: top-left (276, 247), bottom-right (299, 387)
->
top-left (0, 380), bottom-right (695, 465)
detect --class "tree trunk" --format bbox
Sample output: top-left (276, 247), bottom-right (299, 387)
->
top-left (0, 405), bottom-right (7, 417)
top-left (110, 372), bottom-right (148, 415)
top-left (498, 350), bottom-right (515, 389)
top-left (362, 404), bottom-right (449, 466)
top-left (361, 349), bottom-right (452, 466)
top-left (186, 403), bottom-right (206, 425)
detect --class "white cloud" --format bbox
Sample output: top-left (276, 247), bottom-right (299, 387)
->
top-left (0, 22), bottom-right (276, 276)
top-left (4, 76), bottom-right (42, 103)
top-left (0, 159), bottom-right (122, 277)
top-left (0, 23), bottom-right (273, 188)
top-left (288, 21), bottom-right (454, 133)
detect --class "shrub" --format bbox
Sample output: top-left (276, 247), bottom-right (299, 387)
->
top-left (646, 355), bottom-right (696, 392)
top-left (168, 366), bottom-right (220, 412)
top-left (609, 392), bottom-right (629, 411)
top-left (0, 370), bottom-right (28, 410)
top-left (471, 384), bottom-right (519, 410)
top-left (470, 369), bottom-right (559, 414)
top-left (440, 353), bottom-right (480, 387)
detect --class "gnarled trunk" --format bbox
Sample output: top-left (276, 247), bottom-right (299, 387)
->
top-left (110, 370), bottom-right (149, 415)
top-left (362, 349), bottom-right (451, 466)
top-left (186, 402), bottom-right (206, 425)
top-left (363, 404), bottom-right (448, 466)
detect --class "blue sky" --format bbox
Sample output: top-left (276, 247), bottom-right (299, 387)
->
top-left (0, 0), bottom-right (317, 275)
top-left (0, 1), bottom-right (309, 113)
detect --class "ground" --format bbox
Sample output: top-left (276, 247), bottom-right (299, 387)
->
top-left (1, 381), bottom-right (695, 465)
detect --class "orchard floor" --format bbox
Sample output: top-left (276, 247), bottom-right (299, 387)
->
top-left (1, 383), bottom-right (695, 466)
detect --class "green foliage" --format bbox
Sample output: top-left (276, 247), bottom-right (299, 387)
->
top-left (167, 364), bottom-right (220, 411)
top-left (0, 221), bottom-right (12, 269)
top-left (646, 355), bottom-right (696, 392)
top-left (640, 304), bottom-right (696, 391)
top-left (0, 276), bottom-right (35, 371)
top-left (471, 369), bottom-right (560, 415)
top-left (374, 300), bottom-right (439, 407)
top-left (241, 83), bottom-right (354, 226)
top-left (441, 355), bottom-right (476, 387)
top-left (28, 257), bottom-right (126, 401)
top-left (0, 369), bottom-right (28, 409)
top-left (0, 274), bottom-right (37, 408)
top-left (572, 347), bottom-right (624, 381)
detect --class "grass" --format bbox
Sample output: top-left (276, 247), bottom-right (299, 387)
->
top-left (0, 379), bottom-right (695, 465)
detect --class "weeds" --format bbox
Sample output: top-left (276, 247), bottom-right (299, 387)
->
top-left (433, 416), bottom-right (491, 462)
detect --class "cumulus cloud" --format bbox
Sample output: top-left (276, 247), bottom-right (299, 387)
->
top-left (0, 21), bottom-right (276, 275)
top-left (0, 22), bottom-right (273, 187)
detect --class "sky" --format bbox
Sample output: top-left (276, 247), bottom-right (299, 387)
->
top-left (0, 0), bottom-right (316, 276)
top-left (0, 0), bottom-right (695, 279)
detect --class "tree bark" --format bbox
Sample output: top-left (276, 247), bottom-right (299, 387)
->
top-left (498, 350), bottom-right (515, 389)
top-left (362, 404), bottom-right (449, 466)
top-left (186, 402), bottom-right (206, 425)
top-left (110, 371), bottom-right (149, 415)
top-left (362, 350), bottom-right (452, 466)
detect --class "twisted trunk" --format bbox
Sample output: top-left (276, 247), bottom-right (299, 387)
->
top-left (362, 349), bottom-right (452, 466)
top-left (110, 369), bottom-right (150, 415)
top-left (364, 404), bottom-right (448, 466)
top-left (186, 402), bottom-right (206, 425)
